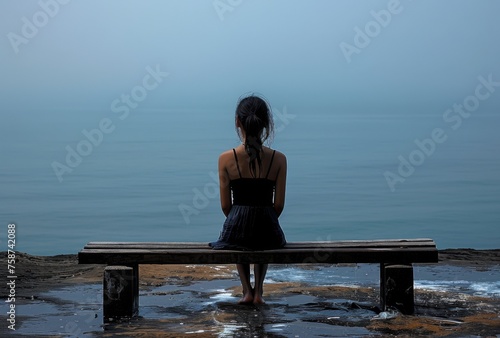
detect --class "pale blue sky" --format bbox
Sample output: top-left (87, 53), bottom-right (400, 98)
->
top-left (1, 0), bottom-right (500, 113)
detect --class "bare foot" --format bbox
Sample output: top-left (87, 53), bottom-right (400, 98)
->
top-left (253, 293), bottom-right (265, 305)
top-left (238, 291), bottom-right (254, 304)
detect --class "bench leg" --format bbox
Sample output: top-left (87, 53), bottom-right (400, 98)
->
top-left (103, 265), bottom-right (139, 322)
top-left (380, 263), bottom-right (414, 315)
top-left (129, 264), bottom-right (139, 316)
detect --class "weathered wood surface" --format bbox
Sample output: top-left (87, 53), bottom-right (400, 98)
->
top-left (83, 238), bottom-right (435, 248)
top-left (103, 266), bottom-right (137, 322)
top-left (380, 264), bottom-right (415, 315)
top-left (78, 239), bottom-right (438, 265)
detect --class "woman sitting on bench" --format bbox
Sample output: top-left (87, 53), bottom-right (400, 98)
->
top-left (210, 94), bottom-right (288, 305)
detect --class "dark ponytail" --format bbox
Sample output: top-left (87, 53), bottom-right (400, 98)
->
top-left (235, 94), bottom-right (274, 178)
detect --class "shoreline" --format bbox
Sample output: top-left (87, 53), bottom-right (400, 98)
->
top-left (2, 249), bottom-right (500, 337)
top-left (6, 248), bottom-right (500, 294)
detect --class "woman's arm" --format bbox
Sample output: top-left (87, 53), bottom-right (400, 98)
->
top-left (273, 152), bottom-right (287, 217)
top-left (219, 153), bottom-right (232, 217)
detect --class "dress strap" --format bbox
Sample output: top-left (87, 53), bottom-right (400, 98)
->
top-left (265, 150), bottom-right (276, 179)
top-left (232, 148), bottom-right (242, 178)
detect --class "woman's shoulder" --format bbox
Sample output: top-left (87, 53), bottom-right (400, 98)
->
top-left (219, 147), bottom-right (247, 165)
top-left (219, 148), bottom-right (235, 156)
top-left (218, 146), bottom-right (286, 161)
top-left (265, 147), bottom-right (286, 164)
top-left (218, 148), bottom-right (235, 163)
top-left (265, 146), bottom-right (285, 157)
top-left (220, 145), bottom-right (246, 155)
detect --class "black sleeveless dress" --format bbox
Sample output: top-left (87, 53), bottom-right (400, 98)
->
top-left (209, 149), bottom-right (287, 251)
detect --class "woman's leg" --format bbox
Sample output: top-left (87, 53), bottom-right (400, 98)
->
top-left (253, 263), bottom-right (268, 304)
top-left (236, 264), bottom-right (253, 303)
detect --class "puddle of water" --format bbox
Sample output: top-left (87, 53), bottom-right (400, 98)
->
top-left (1, 264), bottom-right (499, 337)
top-left (1, 284), bottom-right (103, 337)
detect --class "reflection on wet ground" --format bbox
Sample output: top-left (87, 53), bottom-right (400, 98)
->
top-left (4, 264), bottom-right (500, 337)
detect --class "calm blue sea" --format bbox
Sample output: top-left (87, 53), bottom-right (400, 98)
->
top-left (2, 107), bottom-right (499, 255)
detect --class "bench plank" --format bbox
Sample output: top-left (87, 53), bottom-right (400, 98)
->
top-left (85, 238), bottom-right (434, 245)
top-left (83, 239), bottom-right (436, 250)
top-left (79, 240), bottom-right (438, 265)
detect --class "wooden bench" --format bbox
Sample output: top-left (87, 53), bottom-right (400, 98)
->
top-left (78, 238), bottom-right (438, 322)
